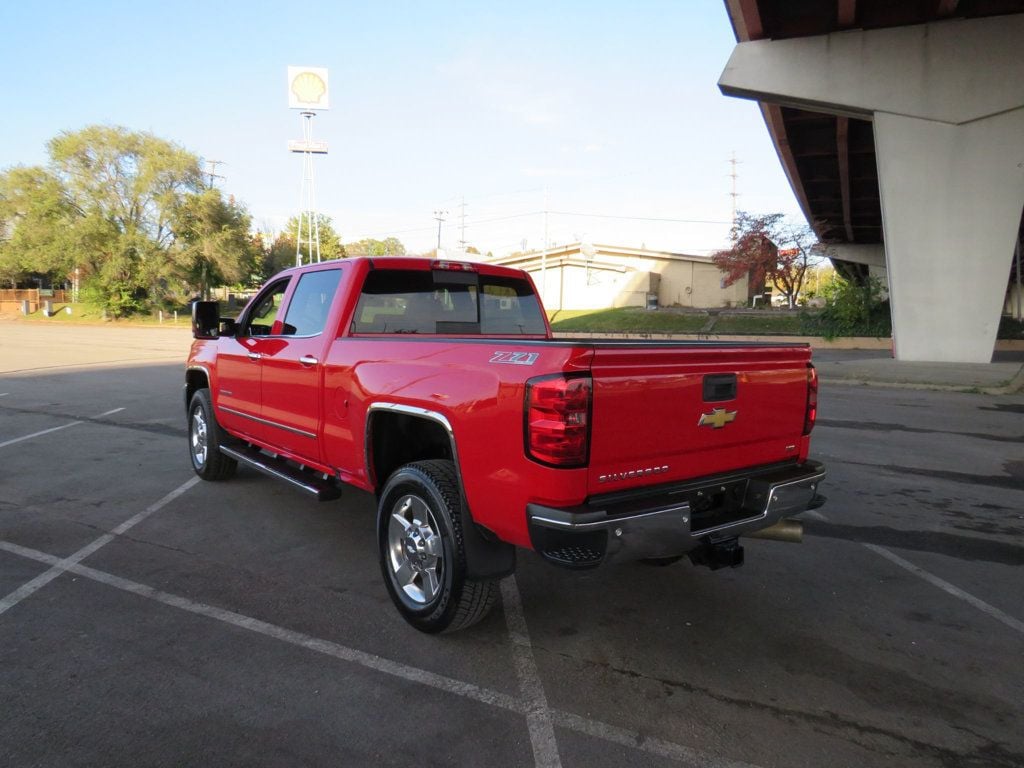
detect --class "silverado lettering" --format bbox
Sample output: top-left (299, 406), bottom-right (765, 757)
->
top-left (185, 257), bottom-right (826, 633)
top-left (598, 465), bottom-right (671, 483)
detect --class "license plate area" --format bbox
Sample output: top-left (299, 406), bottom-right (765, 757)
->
top-left (687, 479), bottom-right (755, 533)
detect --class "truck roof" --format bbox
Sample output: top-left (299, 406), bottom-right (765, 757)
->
top-left (277, 256), bottom-right (532, 282)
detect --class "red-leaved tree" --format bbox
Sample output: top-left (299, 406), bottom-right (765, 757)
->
top-left (713, 212), bottom-right (828, 307)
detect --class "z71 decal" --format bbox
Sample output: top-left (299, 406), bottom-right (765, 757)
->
top-left (489, 351), bottom-right (539, 366)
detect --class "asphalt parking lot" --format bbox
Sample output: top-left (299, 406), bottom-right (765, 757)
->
top-left (1, 323), bottom-right (1022, 768)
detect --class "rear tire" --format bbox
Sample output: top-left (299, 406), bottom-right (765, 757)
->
top-left (378, 460), bottom-right (497, 633)
top-left (188, 389), bottom-right (237, 481)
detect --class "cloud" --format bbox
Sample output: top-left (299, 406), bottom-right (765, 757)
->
top-left (437, 49), bottom-right (566, 127)
top-left (520, 166), bottom-right (578, 178)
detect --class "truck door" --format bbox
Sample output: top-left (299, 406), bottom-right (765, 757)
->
top-left (214, 277), bottom-right (291, 440)
top-left (259, 267), bottom-right (344, 463)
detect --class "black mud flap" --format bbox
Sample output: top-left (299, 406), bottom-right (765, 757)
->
top-left (461, 506), bottom-right (516, 580)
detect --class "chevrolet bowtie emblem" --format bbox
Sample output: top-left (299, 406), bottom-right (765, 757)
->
top-left (698, 408), bottom-right (737, 429)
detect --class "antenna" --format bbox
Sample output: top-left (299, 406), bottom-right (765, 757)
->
top-left (728, 151), bottom-right (741, 232)
top-left (458, 197), bottom-right (468, 249)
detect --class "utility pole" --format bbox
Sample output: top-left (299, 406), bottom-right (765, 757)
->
top-left (541, 186), bottom-right (549, 301)
top-left (728, 152), bottom-right (741, 235)
top-left (433, 209), bottom-right (448, 251)
top-left (205, 159), bottom-right (225, 189)
top-left (458, 197), bottom-right (468, 250)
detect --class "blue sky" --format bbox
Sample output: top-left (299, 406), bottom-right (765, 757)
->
top-left (0, 1), bottom-right (801, 256)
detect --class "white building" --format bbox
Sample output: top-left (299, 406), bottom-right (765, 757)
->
top-left (490, 243), bottom-right (750, 311)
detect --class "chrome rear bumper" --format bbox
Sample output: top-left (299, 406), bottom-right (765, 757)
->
top-left (526, 460), bottom-right (826, 568)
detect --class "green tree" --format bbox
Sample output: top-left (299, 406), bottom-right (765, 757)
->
top-left (286, 213), bottom-right (344, 264)
top-left (260, 232), bottom-right (299, 279)
top-left (344, 236), bottom-right (406, 257)
top-left (0, 165), bottom-right (78, 287)
top-left (46, 125), bottom-right (205, 315)
top-left (173, 189), bottom-right (256, 300)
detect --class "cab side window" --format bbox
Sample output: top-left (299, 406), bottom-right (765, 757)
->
top-left (241, 279), bottom-right (290, 336)
top-left (281, 269), bottom-right (343, 337)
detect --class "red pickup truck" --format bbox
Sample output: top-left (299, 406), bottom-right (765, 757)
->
top-left (186, 257), bottom-right (825, 632)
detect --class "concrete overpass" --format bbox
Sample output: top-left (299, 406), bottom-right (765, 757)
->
top-left (719, 0), bottom-right (1024, 363)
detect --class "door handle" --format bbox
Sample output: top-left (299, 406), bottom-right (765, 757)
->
top-left (299, 355), bottom-right (319, 366)
top-left (247, 351), bottom-right (262, 361)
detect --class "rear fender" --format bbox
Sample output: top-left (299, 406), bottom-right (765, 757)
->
top-left (365, 402), bottom-right (515, 579)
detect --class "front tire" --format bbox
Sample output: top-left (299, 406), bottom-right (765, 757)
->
top-left (378, 460), bottom-right (497, 633)
top-left (188, 389), bottom-right (237, 481)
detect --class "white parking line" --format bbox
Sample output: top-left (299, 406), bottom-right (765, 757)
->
top-left (0, 538), bottom-right (764, 768)
top-left (0, 420), bottom-right (83, 450)
top-left (501, 577), bottom-right (562, 768)
top-left (0, 406), bottom-right (126, 450)
top-left (807, 510), bottom-right (1024, 636)
top-left (864, 544), bottom-right (1024, 635)
top-left (0, 476), bottom-right (198, 617)
top-left (0, 393), bottom-right (8, 397)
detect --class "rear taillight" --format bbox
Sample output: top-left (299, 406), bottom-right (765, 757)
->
top-left (525, 374), bottom-right (592, 467)
top-left (803, 363), bottom-right (818, 435)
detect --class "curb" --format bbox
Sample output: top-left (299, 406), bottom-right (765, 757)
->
top-left (821, 363), bottom-right (1024, 395)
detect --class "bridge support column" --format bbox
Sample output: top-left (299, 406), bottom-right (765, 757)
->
top-left (719, 15), bottom-right (1024, 362)
top-left (874, 109), bottom-right (1024, 362)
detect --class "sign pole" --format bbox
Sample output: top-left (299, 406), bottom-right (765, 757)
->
top-left (287, 66), bottom-right (330, 267)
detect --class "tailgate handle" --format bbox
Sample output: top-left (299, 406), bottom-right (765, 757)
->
top-left (703, 373), bottom-right (737, 402)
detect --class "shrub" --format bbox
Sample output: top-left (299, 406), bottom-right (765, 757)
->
top-left (802, 277), bottom-right (891, 339)
top-left (999, 315), bottom-right (1024, 339)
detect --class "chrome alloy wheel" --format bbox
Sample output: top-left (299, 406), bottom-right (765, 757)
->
top-left (387, 494), bottom-right (443, 605)
top-left (191, 407), bottom-right (208, 467)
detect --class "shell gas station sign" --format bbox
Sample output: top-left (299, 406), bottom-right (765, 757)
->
top-left (287, 66), bottom-right (329, 110)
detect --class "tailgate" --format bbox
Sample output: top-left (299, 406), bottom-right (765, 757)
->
top-left (587, 343), bottom-right (811, 495)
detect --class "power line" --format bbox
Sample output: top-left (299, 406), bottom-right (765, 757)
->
top-left (548, 211), bottom-right (731, 225)
top-left (342, 209), bottom-right (731, 244)
top-left (346, 211), bottom-right (544, 241)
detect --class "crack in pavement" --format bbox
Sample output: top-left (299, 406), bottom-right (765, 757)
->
top-left (817, 418), bottom-right (1024, 445)
top-left (542, 650), bottom-right (1024, 768)
top-left (804, 521), bottom-right (1024, 566)
top-left (0, 403), bottom-right (184, 439)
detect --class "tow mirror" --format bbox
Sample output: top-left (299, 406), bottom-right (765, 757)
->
top-left (219, 317), bottom-right (238, 336)
top-left (192, 301), bottom-right (220, 339)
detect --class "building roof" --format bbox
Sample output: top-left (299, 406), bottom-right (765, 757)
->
top-left (490, 242), bottom-right (717, 269)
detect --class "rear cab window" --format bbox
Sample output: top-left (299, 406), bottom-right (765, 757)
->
top-left (281, 268), bottom-right (343, 336)
top-left (351, 268), bottom-right (546, 335)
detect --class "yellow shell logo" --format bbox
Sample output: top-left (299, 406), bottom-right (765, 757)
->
top-left (291, 72), bottom-right (326, 105)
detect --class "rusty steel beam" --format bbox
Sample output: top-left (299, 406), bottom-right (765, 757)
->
top-left (725, 0), bottom-right (764, 40)
top-left (761, 104), bottom-right (817, 229)
top-left (836, 117), bottom-right (855, 242)
top-left (837, 0), bottom-right (857, 27)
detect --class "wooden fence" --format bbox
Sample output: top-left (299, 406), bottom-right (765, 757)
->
top-left (0, 289), bottom-right (69, 314)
